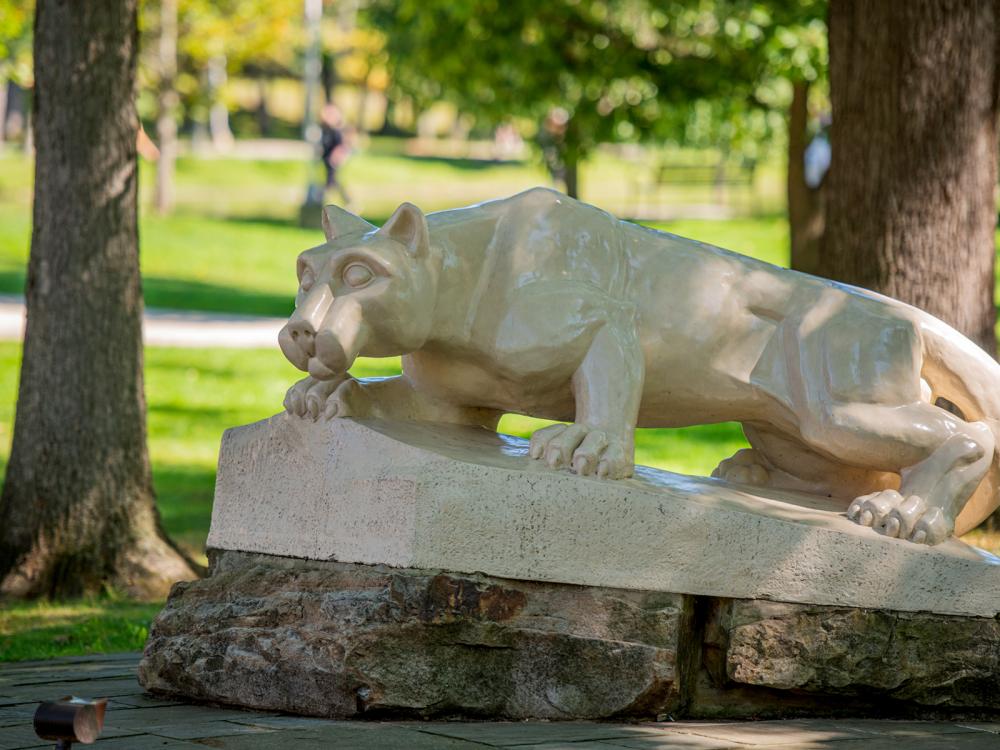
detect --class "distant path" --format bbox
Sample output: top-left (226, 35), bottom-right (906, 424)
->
top-left (0, 295), bottom-right (285, 349)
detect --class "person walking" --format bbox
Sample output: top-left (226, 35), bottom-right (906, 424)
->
top-left (320, 103), bottom-right (352, 206)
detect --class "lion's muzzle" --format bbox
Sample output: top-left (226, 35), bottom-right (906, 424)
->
top-left (279, 287), bottom-right (367, 381)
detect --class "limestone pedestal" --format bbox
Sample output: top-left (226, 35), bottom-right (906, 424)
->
top-left (139, 415), bottom-right (1000, 719)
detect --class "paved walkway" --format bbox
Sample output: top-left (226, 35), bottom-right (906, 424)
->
top-left (0, 296), bottom-right (285, 349)
top-left (1, 654), bottom-right (999, 749)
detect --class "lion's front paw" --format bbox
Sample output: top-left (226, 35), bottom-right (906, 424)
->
top-left (847, 490), bottom-right (952, 545)
top-left (283, 376), bottom-right (341, 420)
top-left (711, 449), bottom-right (770, 486)
top-left (528, 423), bottom-right (634, 479)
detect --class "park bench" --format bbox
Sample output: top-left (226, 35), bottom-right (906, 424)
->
top-left (627, 155), bottom-right (758, 218)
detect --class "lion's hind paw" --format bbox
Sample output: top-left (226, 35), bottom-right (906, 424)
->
top-left (847, 490), bottom-right (952, 545)
top-left (711, 449), bottom-right (770, 487)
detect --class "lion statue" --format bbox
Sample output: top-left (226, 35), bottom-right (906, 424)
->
top-left (278, 188), bottom-right (1000, 546)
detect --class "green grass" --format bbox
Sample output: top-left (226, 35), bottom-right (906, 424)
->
top-left (0, 598), bottom-right (161, 662)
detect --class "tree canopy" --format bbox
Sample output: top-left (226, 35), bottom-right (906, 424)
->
top-left (369, 0), bottom-right (826, 187)
top-left (0, 0), bottom-right (34, 86)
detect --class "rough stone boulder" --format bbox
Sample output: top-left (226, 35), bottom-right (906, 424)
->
top-left (139, 551), bottom-right (690, 720)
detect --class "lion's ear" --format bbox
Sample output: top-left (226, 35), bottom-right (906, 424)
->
top-left (378, 202), bottom-right (429, 258)
top-left (322, 204), bottom-right (374, 242)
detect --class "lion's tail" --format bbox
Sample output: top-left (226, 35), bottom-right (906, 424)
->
top-left (919, 314), bottom-right (1000, 535)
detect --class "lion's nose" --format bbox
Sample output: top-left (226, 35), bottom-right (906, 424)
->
top-left (286, 319), bottom-right (316, 357)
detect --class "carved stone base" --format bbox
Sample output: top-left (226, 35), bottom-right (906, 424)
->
top-left (206, 415), bottom-right (1000, 618)
top-left (138, 550), bottom-right (1000, 720)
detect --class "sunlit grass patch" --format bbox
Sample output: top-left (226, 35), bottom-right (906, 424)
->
top-left (0, 598), bottom-right (162, 662)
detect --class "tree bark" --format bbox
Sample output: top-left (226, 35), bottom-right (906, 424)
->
top-left (0, 77), bottom-right (7, 145)
top-left (321, 51), bottom-right (336, 105)
top-left (787, 80), bottom-right (825, 276)
top-left (820, 0), bottom-right (998, 355)
top-left (562, 118), bottom-right (581, 199)
top-left (154, 0), bottom-right (178, 215)
top-left (0, 0), bottom-right (198, 599)
top-left (207, 55), bottom-right (233, 151)
top-left (255, 77), bottom-right (271, 137)
top-left (563, 154), bottom-right (579, 199)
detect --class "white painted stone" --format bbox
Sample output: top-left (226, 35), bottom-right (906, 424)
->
top-left (207, 414), bottom-right (1000, 618)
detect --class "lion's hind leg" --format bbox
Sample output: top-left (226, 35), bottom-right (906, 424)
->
top-left (790, 400), bottom-right (993, 544)
top-left (780, 303), bottom-right (993, 544)
top-left (719, 423), bottom-right (897, 500)
top-left (846, 415), bottom-right (993, 544)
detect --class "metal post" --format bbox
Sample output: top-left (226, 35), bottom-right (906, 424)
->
top-left (300, 0), bottom-right (324, 224)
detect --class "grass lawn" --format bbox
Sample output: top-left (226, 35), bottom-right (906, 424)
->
top-left (0, 599), bottom-right (162, 662)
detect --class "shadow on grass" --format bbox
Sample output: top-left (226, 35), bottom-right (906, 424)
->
top-left (153, 463), bottom-right (216, 555)
top-left (150, 403), bottom-right (261, 423)
top-left (144, 277), bottom-right (293, 317)
top-left (398, 153), bottom-right (527, 171)
top-left (224, 212), bottom-right (395, 229)
top-left (0, 600), bottom-right (162, 662)
top-left (222, 214), bottom-right (306, 230)
top-left (639, 422), bottom-right (746, 446)
top-left (0, 269), bottom-right (294, 318)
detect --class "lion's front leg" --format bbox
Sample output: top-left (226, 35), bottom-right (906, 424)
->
top-left (529, 319), bottom-right (644, 479)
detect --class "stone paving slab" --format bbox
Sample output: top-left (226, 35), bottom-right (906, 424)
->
top-left (413, 722), bottom-right (673, 746)
top-left (2, 653), bottom-right (1000, 749)
top-left (197, 724), bottom-right (490, 748)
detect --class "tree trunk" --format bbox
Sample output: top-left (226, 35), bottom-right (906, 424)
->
top-left (0, 77), bottom-right (7, 145)
top-left (787, 80), bottom-right (825, 276)
top-left (820, 0), bottom-right (998, 355)
top-left (562, 118), bottom-right (581, 199)
top-left (356, 70), bottom-right (371, 134)
top-left (154, 0), bottom-right (178, 215)
top-left (563, 154), bottom-right (579, 199)
top-left (207, 55), bottom-right (233, 151)
top-left (321, 50), bottom-right (336, 105)
top-left (255, 77), bottom-right (271, 137)
top-left (0, 0), bottom-right (198, 599)
top-left (22, 106), bottom-right (32, 154)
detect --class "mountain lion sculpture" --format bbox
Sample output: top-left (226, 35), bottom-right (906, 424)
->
top-left (278, 188), bottom-right (1000, 546)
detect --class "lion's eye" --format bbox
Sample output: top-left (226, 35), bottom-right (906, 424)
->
top-left (343, 263), bottom-right (374, 288)
top-left (300, 268), bottom-right (315, 292)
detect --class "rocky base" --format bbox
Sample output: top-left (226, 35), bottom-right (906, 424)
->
top-left (139, 550), bottom-right (1000, 720)
top-left (138, 550), bottom-right (691, 720)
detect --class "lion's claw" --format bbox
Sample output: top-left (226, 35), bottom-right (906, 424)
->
top-left (284, 375), bottom-right (354, 420)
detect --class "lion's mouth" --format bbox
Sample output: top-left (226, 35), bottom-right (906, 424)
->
top-left (279, 321), bottom-right (363, 381)
top-left (307, 355), bottom-right (341, 381)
